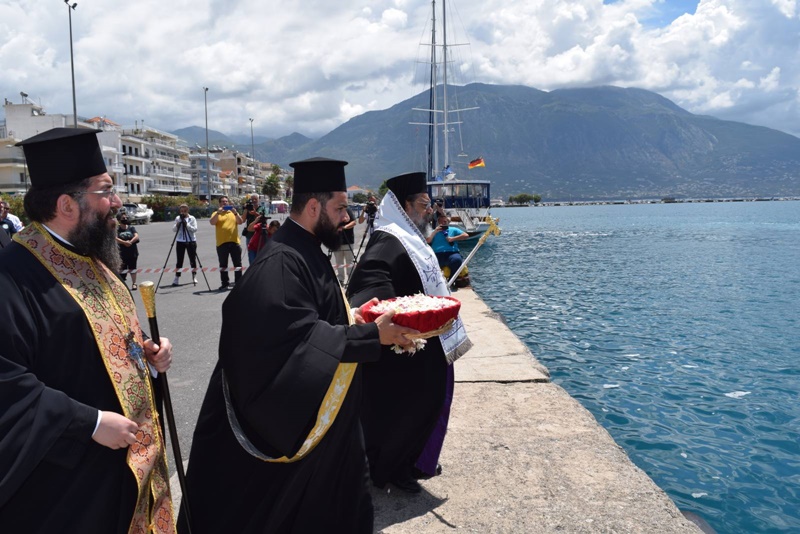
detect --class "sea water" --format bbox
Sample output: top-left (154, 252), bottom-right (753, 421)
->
top-left (469, 201), bottom-right (799, 533)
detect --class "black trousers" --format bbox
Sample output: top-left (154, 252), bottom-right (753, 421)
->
top-left (216, 241), bottom-right (242, 286)
top-left (175, 241), bottom-right (197, 277)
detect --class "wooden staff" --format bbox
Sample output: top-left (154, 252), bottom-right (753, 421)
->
top-left (139, 281), bottom-right (193, 531)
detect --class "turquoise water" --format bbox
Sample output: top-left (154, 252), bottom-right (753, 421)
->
top-left (469, 201), bottom-right (800, 533)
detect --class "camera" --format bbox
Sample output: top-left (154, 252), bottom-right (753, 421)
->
top-left (364, 201), bottom-right (378, 216)
top-left (245, 202), bottom-right (254, 211)
top-left (440, 225), bottom-right (449, 232)
top-left (258, 214), bottom-right (269, 224)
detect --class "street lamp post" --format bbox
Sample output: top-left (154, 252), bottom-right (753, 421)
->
top-left (249, 118), bottom-right (255, 194)
top-left (65, 0), bottom-right (78, 128)
top-left (203, 87), bottom-right (210, 200)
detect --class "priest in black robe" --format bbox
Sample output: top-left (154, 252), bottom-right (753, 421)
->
top-left (179, 158), bottom-right (416, 534)
top-left (347, 172), bottom-right (472, 494)
top-left (0, 128), bottom-right (175, 533)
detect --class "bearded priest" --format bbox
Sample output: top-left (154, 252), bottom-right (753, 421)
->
top-left (0, 128), bottom-right (175, 533)
top-left (347, 172), bottom-right (472, 494)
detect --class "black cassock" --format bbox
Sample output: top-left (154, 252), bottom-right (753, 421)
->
top-left (347, 231), bottom-right (448, 487)
top-left (179, 220), bottom-right (381, 534)
top-left (0, 242), bottom-right (140, 533)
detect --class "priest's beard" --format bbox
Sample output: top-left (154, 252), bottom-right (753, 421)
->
top-left (69, 201), bottom-right (121, 272)
top-left (315, 207), bottom-right (344, 251)
top-left (408, 208), bottom-right (432, 235)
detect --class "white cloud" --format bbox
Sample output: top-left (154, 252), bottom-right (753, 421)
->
top-left (3, 0), bottom-right (800, 140)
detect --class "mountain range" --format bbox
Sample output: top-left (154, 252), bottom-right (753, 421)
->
top-left (173, 84), bottom-right (800, 201)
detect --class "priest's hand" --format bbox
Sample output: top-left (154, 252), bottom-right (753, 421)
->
top-left (374, 309), bottom-right (418, 350)
top-left (93, 411), bottom-right (139, 450)
top-left (143, 337), bottom-right (173, 373)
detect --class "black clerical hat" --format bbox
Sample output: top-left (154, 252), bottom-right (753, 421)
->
top-left (16, 128), bottom-right (107, 188)
top-left (289, 157), bottom-right (347, 194)
top-left (386, 172), bottom-right (428, 203)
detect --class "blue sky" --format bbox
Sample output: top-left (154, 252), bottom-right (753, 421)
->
top-left (2, 0), bottom-right (800, 139)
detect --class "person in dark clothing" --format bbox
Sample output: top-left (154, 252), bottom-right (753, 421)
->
top-left (178, 157), bottom-right (416, 534)
top-left (347, 172), bottom-right (472, 494)
top-left (116, 211), bottom-right (140, 289)
top-left (0, 127), bottom-right (175, 533)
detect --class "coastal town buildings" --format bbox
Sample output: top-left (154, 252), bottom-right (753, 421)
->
top-left (1, 99), bottom-right (285, 202)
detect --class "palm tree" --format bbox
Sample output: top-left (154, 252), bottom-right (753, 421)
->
top-left (261, 174), bottom-right (281, 202)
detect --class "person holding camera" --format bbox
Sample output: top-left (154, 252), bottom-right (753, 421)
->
top-left (427, 213), bottom-right (469, 277)
top-left (358, 195), bottom-right (379, 237)
top-left (172, 203), bottom-right (198, 286)
top-left (209, 196), bottom-right (243, 290)
top-left (245, 215), bottom-right (279, 263)
top-left (241, 193), bottom-right (266, 255)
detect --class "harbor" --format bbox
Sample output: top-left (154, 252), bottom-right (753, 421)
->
top-left (125, 220), bottom-right (700, 532)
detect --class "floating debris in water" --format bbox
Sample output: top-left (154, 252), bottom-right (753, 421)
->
top-left (603, 384), bottom-right (620, 389)
top-left (683, 364), bottom-right (699, 368)
top-left (724, 391), bottom-right (751, 399)
top-left (681, 453), bottom-right (688, 458)
top-left (692, 492), bottom-right (708, 499)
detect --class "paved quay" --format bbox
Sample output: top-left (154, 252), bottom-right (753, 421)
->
top-left (125, 220), bottom-right (700, 533)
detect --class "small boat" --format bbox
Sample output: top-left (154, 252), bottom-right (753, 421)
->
top-left (411, 0), bottom-right (499, 242)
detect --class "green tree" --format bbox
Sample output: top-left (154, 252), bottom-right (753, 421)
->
top-left (271, 163), bottom-right (281, 176)
top-left (508, 195), bottom-right (516, 205)
top-left (533, 194), bottom-right (542, 204)
top-left (261, 173), bottom-right (281, 201)
top-left (514, 193), bottom-right (535, 205)
top-left (283, 174), bottom-right (294, 199)
top-left (377, 181), bottom-right (388, 198)
top-left (352, 192), bottom-right (368, 204)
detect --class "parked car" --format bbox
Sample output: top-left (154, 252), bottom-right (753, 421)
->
top-left (121, 203), bottom-right (153, 225)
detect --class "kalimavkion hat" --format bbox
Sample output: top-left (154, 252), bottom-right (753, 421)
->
top-left (289, 157), bottom-right (347, 194)
top-left (16, 127), bottom-right (107, 188)
top-left (386, 171), bottom-right (428, 204)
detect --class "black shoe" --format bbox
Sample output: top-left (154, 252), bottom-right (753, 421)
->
top-left (413, 464), bottom-right (442, 480)
top-left (218, 284), bottom-right (229, 291)
top-left (391, 477), bottom-right (422, 494)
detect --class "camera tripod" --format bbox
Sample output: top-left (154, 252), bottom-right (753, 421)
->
top-left (155, 216), bottom-right (211, 293)
top-left (340, 213), bottom-right (376, 288)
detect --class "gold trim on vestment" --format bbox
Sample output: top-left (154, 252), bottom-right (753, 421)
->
top-left (15, 223), bottom-right (176, 534)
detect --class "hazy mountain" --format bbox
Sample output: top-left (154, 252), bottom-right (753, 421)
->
top-left (171, 126), bottom-right (233, 148)
top-left (175, 85), bottom-right (800, 200)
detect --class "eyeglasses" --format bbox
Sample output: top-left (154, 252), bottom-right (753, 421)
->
top-left (414, 199), bottom-right (434, 209)
top-left (72, 189), bottom-right (119, 199)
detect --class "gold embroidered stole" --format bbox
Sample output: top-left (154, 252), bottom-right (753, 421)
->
top-left (223, 289), bottom-right (358, 463)
top-left (15, 223), bottom-right (175, 534)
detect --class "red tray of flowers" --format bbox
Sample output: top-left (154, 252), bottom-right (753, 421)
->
top-left (361, 294), bottom-right (461, 333)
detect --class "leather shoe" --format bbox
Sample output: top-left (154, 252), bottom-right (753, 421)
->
top-left (391, 477), bottom-right (422, 494)
top-left (413, 464), bottom-right (442, 480)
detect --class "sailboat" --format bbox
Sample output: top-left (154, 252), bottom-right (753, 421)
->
top-left (410, 0), bottom-right (498, 241)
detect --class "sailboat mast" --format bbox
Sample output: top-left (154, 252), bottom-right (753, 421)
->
top-left (430, 0), bottom-right (439, 179)
top-left (441, 0), bottom-right (450, 172)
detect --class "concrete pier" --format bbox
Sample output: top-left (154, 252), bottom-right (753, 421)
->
top-left (370, 288), bottom-right (701, 532)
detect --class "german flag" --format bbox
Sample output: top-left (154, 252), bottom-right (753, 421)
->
top-left (468, 157), bottom-right (485, 169)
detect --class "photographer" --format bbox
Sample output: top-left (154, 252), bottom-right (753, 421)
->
top-left (426, 213), bottom-right (469, 284)
top-left (209, 196), bottom-right (244, 290)
top-left (241, 193), bottom-right (266, 254)
top-left (358, 195), bottom-right (379, 236)
top-left (172, 203), bottom-right (198, 286)
top-left (246, 214), bottom-right (279, 263)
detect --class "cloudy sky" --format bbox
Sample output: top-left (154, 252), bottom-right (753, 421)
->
top-left (2, 0), bottom-right (800, 140)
